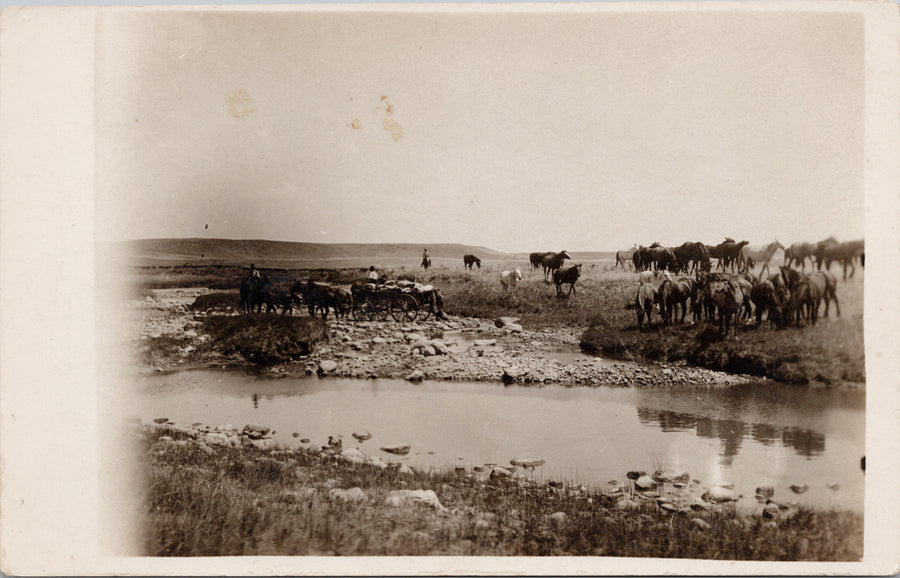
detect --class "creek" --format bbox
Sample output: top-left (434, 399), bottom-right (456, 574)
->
top-left (131, 369), bottom-right (864, 512)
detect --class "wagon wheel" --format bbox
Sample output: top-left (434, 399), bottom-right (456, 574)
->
top-left (351, 300), bottom-right (373, 322)
top-left (390, 293), bottom-right (419, 322)
top-left (418, 294), bottom-right (433, 321)
top-left (373, 297), bottom-right (390, 321)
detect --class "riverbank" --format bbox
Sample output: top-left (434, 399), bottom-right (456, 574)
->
top-left (139, 419), bottom-right (863, 559)
top-left (133, 287), bottom-right (757, 388)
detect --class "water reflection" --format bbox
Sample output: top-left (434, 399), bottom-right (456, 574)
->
top-left (637, 407), bottom-right (826, 462)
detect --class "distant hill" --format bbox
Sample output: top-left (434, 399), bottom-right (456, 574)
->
top-left (120, 238), bottom-right (527, 267)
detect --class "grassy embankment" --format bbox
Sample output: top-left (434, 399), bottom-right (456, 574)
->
top-left (135, 262), bottom-right (864, 384)
top-left (142, 426), bottom-right (863, 559)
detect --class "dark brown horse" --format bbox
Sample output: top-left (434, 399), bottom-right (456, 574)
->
top-left (658, 275), bottom-right (692, 325)
top-left (552, 264), bottom-right (582, 297)
top-left (530, 252), bottom-right (553, 271)
top-left (463, 254), bottom-right (481, 270)
top-left (542, 251), bottom-right (571, 281)
top-left (672, 242), bottom-right (710, 274)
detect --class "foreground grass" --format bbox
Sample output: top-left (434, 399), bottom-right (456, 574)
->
top-left (132, 262), bottom-right (864, 384)
top-left (142, 427), bottom-right (863, 559)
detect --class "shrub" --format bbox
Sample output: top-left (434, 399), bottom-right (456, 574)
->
top-left (200, 315), bottom-right (329, 365)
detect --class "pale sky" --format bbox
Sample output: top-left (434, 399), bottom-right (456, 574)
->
top-left (96, 7), bottom-right (865, 253)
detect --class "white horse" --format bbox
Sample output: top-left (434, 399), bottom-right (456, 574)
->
top-left (500, 268), bottom-right (523, 299)
top-left (738, 240), bottom-right (785, 278)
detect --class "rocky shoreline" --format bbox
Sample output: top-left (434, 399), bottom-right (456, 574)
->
top-left (134, 288), bottom-right (755, 387)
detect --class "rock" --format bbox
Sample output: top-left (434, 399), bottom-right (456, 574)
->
top-left (615, 497), bottom-right (641, 510)
top-left (658, 502), bottom-right (677, 513)
top-left (762, 502), bottom-right (781, 519)
top-left (371, 337), bottom-right (387, 344)
top-left (473, 339), bottom-right (496, 347)
top-left (510, 458), bottom-right (545, 469)
top-left (499, 316), bottom-right (520, 326)
top-left (406, 370), bottom-right (425, 382)
top-left (634, 475), bottom-right (657, 491)
top-left (203, 432), bottom-right (232, 447)
top-left (547, 511), bottom-right (567, 526)
top-left (380, 444), bottom-right (411, 455)
top-left (385, 489), bottom-right (446, 511)
top-left (691, 518), bottom-right (711, 530)
top-left (405, 333), bottom-right (425, 343)
top-left (422, 346), bottom-right (436, 357)
top-left (827, 483), bottom-right (840, 491)
top-left (352, 431), bottom-right (372, 442)
top-left (654, 471), bottom-right (690, 483)
top-left (318, 360), bottom-right (338, 373)
top-left (716, 482), bottom-right (735, 490)
top-left (755, 484), bottom-right (775, 499)
top-left (153, 417), bottom-right (169, 424)
top-left (340, 448), bottom-right (366, 464)
top-left (249, 438), bottom-right (276, 450)
top-left (397, 464), bottom-right (414, 475)
top-left (292, 432), bottom-right (300, 438)
top-left (428, 340), bottom-right (448, 355)
top-left (489, 467), bottom-right (512, 481)
top-left (790, 484), bottom-right (809, 494)
top-left (702, 486), bottom-right (737, 503)
top-left (626, 470), bottom-right (646, 480)
top-left (506, 323), bottom-right (523, 333)
top-left (330, 487), bottom-right (368, 504)
top-left (502, 367), bottom-right (524, 383)
top-left (242, 424), bottom-right (271, 438)
top-left (366, 456), bottom-right (389, 469)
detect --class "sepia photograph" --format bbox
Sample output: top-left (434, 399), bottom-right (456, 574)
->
top-left (2, 1), bottom-right (899, 575)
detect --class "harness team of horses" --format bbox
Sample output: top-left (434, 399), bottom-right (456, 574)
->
top-left (237, 235), bottom-right (861, 338)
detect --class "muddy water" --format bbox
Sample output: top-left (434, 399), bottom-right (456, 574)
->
top-left (131, 370), bottom-right (864, 512)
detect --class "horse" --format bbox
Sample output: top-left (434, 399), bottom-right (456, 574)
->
top-left (291, 279), bottom-right (351, 319)
top-left (635, 283), bottom-right (658, 330)
top-left (672, 242), bottom-right (710, 274)
top-left (530, 252), bottom-right (553, 271)
top-left (823, 239), bottom-right (864, 280)
top-left (738, 241), bottom-right (785, 278)
top-left (658, 275), bottom-right (692, 325)
top-left (806, 270), bottom-right (840, 317)
top-left (713, 240), bottom-right (749, 272)
top-left (786, 277), bottom-right (824, 327)
top-left (649, 246), bottom-right (679, 272)
top-left (749, 278), bottom-right (783, 328)
top-left (706, 279), bottom-right (743, 337)
top-left (813, 236), bottom-right (839, 270)
top-left (552, 264), bottom-right (582, 298)
top-left (784, 242), bottom-right (814, 270)
top-left (500, 268), bottom-right (523, 300)
top-left (421, 255), bottom-right (431, 270)
top-left (542, 251), bottom-right (571, 281)
top-left (463, 254), bottom-right (481, 270)
top-left (239, 278), bottom-right (252, 313)
top-left (247, 276), bottom-right (279, 313)
top-left (615, 247), bottom-right (637, 270)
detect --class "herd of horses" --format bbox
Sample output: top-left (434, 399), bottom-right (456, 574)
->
top-left (634, 266), bottom-right (841, 337)
top-left (617, 237), bottom-right (865, 281)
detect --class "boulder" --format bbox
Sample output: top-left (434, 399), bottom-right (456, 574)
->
top-left (249, 438), bottom-right (276, 451)
top-left (428, 340), bottom-right (448, 355)
top-left (385, 489), bottom-right (446, 511)
top-left (152, 417), bottom-right (169, 424)
top-left (406, 370), bottom-right (425, 383)
top-left (755, 484), bottom-right (775, 499)
top-left (318, 360), bottom-right (338, 373)
top-left (203, 432), bottom-right (232, 447)
top-left (762, 502), bottom-right (781, 520)
top-left (626, 470), bottom-right (646, 480)
top-left (506, 323), bottom-right (523, 333)
top-left (473, 339), bottom-right (496, 347)
top-left (634, 475), bottom-right (657, 491)
top-left (397, 464), bottom-right (414, 475)
top-left (330, 487), bottom-right (368, 504)
top-left (242, 424), bottom-right (271, 438)
top-left (789, 484), bottom-right (809, 494)
top-left (691, 518), bottom-right (711, 530)
top-left (422, 346), bottom-right (436, 357)
top-left (352, 431), bottom-right (372, 442)
top-left (380, 444), bottom-right (411, 455)
top-left (489, 467), bottom-right (512, 481)
top-left (547, 511), bottom-right (568, 526)
top-left (502, 367), bottom-right (525, 383)
top-left (405, 333), bottom-right (425, 343)
top-left (701, 486), bottom-right (737, 503)
top-left (339, 448), bottom-right (367, 465)
top-left (371, 337), bottom-right (387, 344)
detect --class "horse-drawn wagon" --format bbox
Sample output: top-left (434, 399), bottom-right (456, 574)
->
top-left (350, 280), bottom-right (444, 323)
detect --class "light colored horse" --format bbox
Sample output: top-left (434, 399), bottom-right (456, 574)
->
top-left (738, 241), bottom-right (785, 278)
top-left (615, 246), bottom-right (637, 269)
top-left (500, 268), bottom-right (523, 299)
